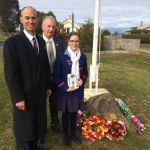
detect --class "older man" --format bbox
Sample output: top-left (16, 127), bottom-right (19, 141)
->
top-left (42, 16), bottom-right (64, 133)
top-left (3, 6), bottom-right (51, 150)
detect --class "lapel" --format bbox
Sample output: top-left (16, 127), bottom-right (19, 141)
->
top-left (21, 32), bottom-right (42, 82)
top-left (53, 37), bottom-right (60, 54)
top-left (36, 35), bottom-right (42, 60)
top-left (20, 32), bottom-right (38, 58)
top-left (18, 32), bottom-right (40, 87)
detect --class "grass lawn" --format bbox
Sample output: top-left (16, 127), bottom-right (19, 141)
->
top-left (0, 49), bottom-right (150, 150)
top-left (0, 35), bottom-right (9, 41)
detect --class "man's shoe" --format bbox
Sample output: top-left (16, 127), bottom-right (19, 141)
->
top-left (71, 135), bottom-right (82, 144)
top-left (64, 135), bottom-right (71, 146)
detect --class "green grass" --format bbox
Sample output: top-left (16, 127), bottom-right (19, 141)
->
top-left (0, 35), bottom-right (9, 41)
top-left (0, 50), bottom-right (150, 150)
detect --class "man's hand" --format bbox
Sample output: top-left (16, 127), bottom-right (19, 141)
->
top-left (47, 89), bottom-right (52, 97)
top-left (16, 100), bottom-right (26, 110)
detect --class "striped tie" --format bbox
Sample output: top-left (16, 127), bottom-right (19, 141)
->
top-left (47, 40), bottom-right (54, 73)
top-left (32, 37), bottom-right (38, 55)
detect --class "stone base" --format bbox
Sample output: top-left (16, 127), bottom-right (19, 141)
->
top-left (84, 88), bottom-right (109, 100)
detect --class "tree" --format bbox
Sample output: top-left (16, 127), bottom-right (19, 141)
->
top-left (130, 28), bottom-right (141, 34)
top-left (0, 0), bottom-right (19, 32)
top-left (79, 18), bottom-right (94, 52)
top-left (101, 29), bottom-right (111, 36)
top-left (101, 29), bottom-right (111, 50)
top-left (57, 22), bottom-right (68, 49)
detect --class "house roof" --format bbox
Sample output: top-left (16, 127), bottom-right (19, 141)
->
top-left (141, 26), bottom-right (150, 31)
top-left (62, 18), bottom-right (81, 29)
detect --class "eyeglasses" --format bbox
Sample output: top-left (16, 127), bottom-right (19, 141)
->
top-left (69, 40), bottom-right (79, 43)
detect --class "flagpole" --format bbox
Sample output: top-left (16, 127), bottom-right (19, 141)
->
top-left (91, 0), bottom-right (100, 82)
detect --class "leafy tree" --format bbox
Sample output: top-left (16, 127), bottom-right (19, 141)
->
top-left (130, 28), bottom-right (141, 34)
top-left (101, 29), bottom-right (111, 50)
top-left (79, 18), bottom-right (94, 52)
top-left (0, 0), bottom-right (19, 32)
top-left (57, 22), bottom-right (68, 49)
top-left (78, 18), bottom-right (111, 52)
top-left (101, 29), bottom-right (111, 36)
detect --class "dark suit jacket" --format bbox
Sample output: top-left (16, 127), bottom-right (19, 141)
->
top-left (44, 36), bottom-right (65, 93)
top-left (3, 32), bottom-right (51, 140)
top-left (53, 36), bottom-right (65, 57)
top-left (53, 50), bottom-right (88, 112)
top-left (43, 36), bottom-right (65, 76)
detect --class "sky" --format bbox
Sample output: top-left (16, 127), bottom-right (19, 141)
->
top-left (19, 0), bottom-right (150, 28)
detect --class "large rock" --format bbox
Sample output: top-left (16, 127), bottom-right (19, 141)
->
top-left (86, 93), bottom-right (131, 130)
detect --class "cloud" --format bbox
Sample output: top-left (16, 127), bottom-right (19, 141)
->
top-left (19, 0), bottom-right (150, 28)
top-left (101, 0), bottom-right (150, 27)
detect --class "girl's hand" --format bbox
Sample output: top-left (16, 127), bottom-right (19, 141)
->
top-left (77, 79), bottom-right (83, 86)
top-left (66, 87), bottom-right (78, 92)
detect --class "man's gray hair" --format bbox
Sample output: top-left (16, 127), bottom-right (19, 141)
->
top-left (42, 16), bottom-right (57, 26)
top-left (20, 6), bottom-right (37, 17)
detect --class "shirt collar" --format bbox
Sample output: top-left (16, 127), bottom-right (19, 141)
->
top-left (42, 34), bottom-right (53, 43)
top-left (23, 29), bottom-right (35, 41)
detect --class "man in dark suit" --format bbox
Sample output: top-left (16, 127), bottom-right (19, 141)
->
top-left (3, 6), bottom-right (51, 150)
top-left (42, 16), bottom-right (64, 133)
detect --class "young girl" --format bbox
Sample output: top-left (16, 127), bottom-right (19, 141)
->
top-left (53, 32), bottom-right (88, 146)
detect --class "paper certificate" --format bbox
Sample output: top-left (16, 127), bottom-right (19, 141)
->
top-left (67, 74), bottom-right (79, 89)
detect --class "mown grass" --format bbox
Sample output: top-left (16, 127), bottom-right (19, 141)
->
top-left (0, 35), bottom-right (9, 41)
top-left (0, 49), bottom-right (150, 150)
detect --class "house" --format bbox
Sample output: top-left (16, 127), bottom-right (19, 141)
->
top-left (126, 21), bottom-right (150, 35)
top-left (62, 14), bottom-right (81, 33)
top-left (137, 21), bottom-right (150, 35)
top-left (139, 26), bottom-right (150, 35)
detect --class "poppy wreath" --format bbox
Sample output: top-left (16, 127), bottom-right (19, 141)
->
top-left (106, 120), bottom-right (127, 141)
top-left (82, 115), bottom-right (109, 141)
top-left (77, 111), bottom-right (86, 127)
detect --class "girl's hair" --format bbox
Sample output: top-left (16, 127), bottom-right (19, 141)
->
top-left (68, 31), bottom-right (80, 40)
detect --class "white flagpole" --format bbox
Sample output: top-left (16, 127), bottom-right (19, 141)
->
top-left (91, 0), bottom-right (100, 83)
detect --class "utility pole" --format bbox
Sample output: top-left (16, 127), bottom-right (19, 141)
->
top-left (72, 12), bottom-right (74, 32)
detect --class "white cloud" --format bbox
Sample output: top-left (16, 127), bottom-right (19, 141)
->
top-left (19, 0), bottom-right (150, 28)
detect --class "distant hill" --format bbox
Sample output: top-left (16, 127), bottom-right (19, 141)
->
top-left (104, 27), bottom-right (130, 34)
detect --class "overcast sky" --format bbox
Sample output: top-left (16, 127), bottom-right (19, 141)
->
top-left (19, 0), bottom-right (150, 28)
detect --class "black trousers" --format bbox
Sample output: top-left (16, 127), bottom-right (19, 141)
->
top-left (49, 83), bottom-right (59, 125)
top-left (16, 138), bottom-right (38, 150)
top-left (62, 111), bottom-right (77, 136)
top-left (15, 97), bottom-right (40, 150)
